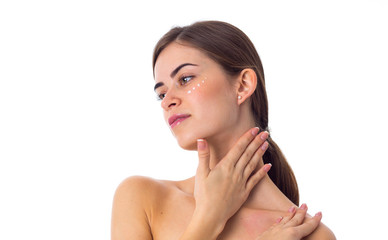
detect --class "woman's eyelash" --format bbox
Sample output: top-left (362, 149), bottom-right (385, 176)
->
top-left (155, 75), bottom-right (194, 101)
top-left (156, 93), bottom-right (166, 101)
top-left (179, 75), bottom-right (194, 85)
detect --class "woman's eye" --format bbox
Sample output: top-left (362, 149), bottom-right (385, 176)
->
top-left (179, 75), bottom-right (193, 85)
top-left (156, 93), bottom-right (166, 101)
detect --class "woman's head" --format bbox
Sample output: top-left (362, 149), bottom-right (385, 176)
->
top-left (153, 21), bottom-right (299, 205)
top-left (154, 42), bottom-right (252, 150)
top-left (153, 21), bottom-right (268, 133)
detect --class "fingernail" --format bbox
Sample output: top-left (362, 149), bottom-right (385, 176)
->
top-left (315, 212), bottom-right (322, 217)
top-left (288, 206), bottom-right (296, 213)
top-left (276, 216), bottom-right (283, 223)
top-left (260, 131), bottom-right (269, 140)
top-left (261, 141), bottom-right (269, 150)
top-left (251, 127), bottom-right (260, 136)
top-left (197, 139), bottom-right (206, 150)
top-left (263, 163), bottom-right (272, 172)
top-left (300, 203), bottom-right (307, 210)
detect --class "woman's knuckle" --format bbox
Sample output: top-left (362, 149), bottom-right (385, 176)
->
top-left (247, 147), bottom-right (254, 156)
top-left (287, 228), bottom-right (298, 237)
top-left (236, 144), bottom-right (246, 154)
top-left (246, 161), bottom-right (256, 173)
top-left (289, 218), bottom-right (300, 226)
top-left (232, 171), bottom-right (241, 182)
top-left (221, 160), bottom-right (232, 171)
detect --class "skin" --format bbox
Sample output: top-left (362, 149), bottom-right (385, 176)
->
top-left (111, 42), bottom-right (336, 240)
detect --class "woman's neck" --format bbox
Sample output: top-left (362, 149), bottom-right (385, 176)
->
top-left (206, 116), bottom-right (256, 169)
top-left (244, 175), bottom-right (295, 211)
top-left (203, 121), bottom-right (294, 211)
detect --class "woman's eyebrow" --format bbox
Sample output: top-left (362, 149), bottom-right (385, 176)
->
top-left (170, 63), bottom-right (198, 78)
top-left (154, 82), bottom-right (164, 92)
top-left (154, 63), bottom-right (198, 92)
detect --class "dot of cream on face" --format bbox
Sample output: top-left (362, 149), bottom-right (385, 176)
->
top-left (187, 77), bottom-right (206, 95)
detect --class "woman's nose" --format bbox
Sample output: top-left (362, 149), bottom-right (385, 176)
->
top-left (161, 92), bottom-right (181, 111)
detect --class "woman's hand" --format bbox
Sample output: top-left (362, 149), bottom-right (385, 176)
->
top-left (192, 127), bottom-right (271, 235)
top-left (256, 204), bottom-right (322, 240)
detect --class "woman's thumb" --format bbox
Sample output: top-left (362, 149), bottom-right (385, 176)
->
top-left (196, 139), bottom-right (210, 177)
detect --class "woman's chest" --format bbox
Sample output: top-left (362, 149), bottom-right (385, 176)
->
top-left (151, 195), bottom-right (279, 240)
top-left (217, 208), bottom-right (279, 239)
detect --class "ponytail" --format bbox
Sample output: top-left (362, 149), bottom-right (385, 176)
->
top-left (264, 137), bottom-right (299, 205)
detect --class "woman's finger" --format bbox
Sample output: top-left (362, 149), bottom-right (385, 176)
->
top-left (245, 162), bottom-right (271, 191)
top-left (293, 212), bottom-right (322, 238)
top-left (276, 205), bottom-right (297, 226)
top-left (242, 138), bottom-right (268, 180)
top-left (196, 139), bottom-right (211, 178)
top-left (236, 131), bottom-right (268, 173)
top-left (223, 127), bottom-right (259, 167)
top-left (284, 203), bottom-right (308, 227)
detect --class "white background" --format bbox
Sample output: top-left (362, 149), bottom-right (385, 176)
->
top-left (1, 0), bottom-right (387, 239)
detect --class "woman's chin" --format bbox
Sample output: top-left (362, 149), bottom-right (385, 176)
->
top-left (177, 141), bottom-right (197, 151)
top-left (175, 136), bottom-right (198, 151)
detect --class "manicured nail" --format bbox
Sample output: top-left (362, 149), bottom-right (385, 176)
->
top-left (300, 203), bottom-right (307, 210)
top-left (260, 131), bottom-right (269, 140)
top-left (251, 127), bottom-right (260, 136)
top-left (197, 139), bottom-right (206, 150)
top-left (263, 163), bottom-right (272, 172)
top-left (261, 141), bottom-right (269, 150)
top-left (315, 212), bottom-right (322, 217)
top-left (288, 206), bottom-right (296, 213)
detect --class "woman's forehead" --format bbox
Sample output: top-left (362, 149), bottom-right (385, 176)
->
top-left (154, 43), bottom-right (209, 78)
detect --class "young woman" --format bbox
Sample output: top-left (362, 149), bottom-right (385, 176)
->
top-left (111, 21), bottom-right (335, 240)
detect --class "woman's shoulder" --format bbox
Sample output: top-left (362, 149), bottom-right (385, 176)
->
top-left (114, 175), bottom-right (192, 204)
top-left (304, 222), bottom-right (336, 240)
top-left (112, 176), bottom-right (186, 239)
top-left (115, 175), bottom-right (171, 199)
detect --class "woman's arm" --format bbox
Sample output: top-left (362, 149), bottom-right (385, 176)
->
top-left (179, 128), bottom-right (271, 239)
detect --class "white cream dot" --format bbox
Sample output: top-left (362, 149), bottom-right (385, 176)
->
top-left (187, 90), bottom-right (191, 94)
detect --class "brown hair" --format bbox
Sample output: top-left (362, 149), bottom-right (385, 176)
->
top-left (152, 21), bottom-right (299, 205)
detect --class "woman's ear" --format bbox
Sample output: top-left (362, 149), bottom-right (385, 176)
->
top-left (236, 68), bottom-right (257, 105)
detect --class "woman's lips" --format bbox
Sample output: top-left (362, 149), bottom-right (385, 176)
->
top-left (168, 114), bottom-right (191, 128)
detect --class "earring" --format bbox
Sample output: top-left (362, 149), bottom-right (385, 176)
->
top-left (238, 96), bottom-right (242, 100)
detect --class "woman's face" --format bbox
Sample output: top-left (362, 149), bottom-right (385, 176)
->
top-left (154, 42), bottom-right (240, 150)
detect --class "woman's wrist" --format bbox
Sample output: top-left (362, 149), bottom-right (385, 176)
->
top-left (180, 208), bottom-right (225, 240)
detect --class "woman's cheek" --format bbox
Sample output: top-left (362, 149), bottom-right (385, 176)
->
top-left (186, 77), bottom-right (207, 96)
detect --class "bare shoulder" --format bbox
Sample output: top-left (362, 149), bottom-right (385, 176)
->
top-left (114, 175), bottom-right (165, 198)
top-left (114, 175), bottom-right (184, 201)
top-left (111, 176), bottom-right (171, 240)
top-left (304, 222), bottom-right (336, 240)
